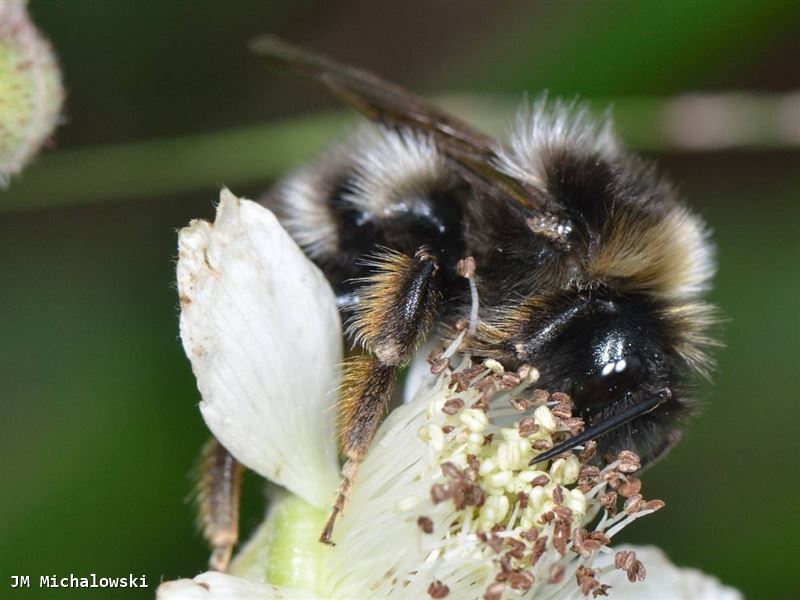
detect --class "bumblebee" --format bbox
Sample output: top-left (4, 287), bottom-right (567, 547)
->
top-left (197, 37), bottom-right (718, 562)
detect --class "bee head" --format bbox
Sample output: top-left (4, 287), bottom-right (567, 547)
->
top-left (506, 293), bottom-right (692, 468)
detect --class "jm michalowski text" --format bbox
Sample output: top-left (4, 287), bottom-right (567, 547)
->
top-left (10, 574), bottom-right (148, 589)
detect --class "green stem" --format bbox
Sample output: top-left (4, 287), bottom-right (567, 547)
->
top-left (230, 489), bottom-right (327, 592)
top-left (2, 93), bottom-right (796, 213)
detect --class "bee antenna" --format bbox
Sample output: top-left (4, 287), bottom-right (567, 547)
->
top-left (529, 388), bottom-right (672, 466)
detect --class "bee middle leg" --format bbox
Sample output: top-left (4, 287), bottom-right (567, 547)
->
top-left (320, 247), bottom-right (441, 544)
top-left (194, 436), bottom-right (243, 571)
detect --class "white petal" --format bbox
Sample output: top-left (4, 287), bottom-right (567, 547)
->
top-left (177, 189), bottom-right (341, 508)
top-left (598, 545), bottom-right (742, 600)
top-left (322, 393), bottom-right (436, 599)
top-left (157, 573), bottom-right (318, 600)
top-left (322, 374), bottom-right (491, 599)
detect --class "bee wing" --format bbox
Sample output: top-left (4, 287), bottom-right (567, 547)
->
top-left (251, 36), bottom-right (541, 210)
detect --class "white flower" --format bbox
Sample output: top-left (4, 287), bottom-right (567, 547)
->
top-left (176, 188), bottom-right (340, 508)
top-left (160, 189), bottom-right (741, 600)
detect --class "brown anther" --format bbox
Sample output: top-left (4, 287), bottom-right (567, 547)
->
top-left (532, 439), bottom-right (553, 451)
top-left (571, 528), bottom-right (590, 557)
top-left (552, 518), bottom-right (570, 556)
top-left (618, 476), bottom-right (642, 498)
top-left (561, 417), bottom-right (585, 435)
top-left (451, 372), bottom-right (470, 392)
top-left (529, 536), bottom-right (548, 565)
top-left (457, 256), bottom-right (476, 279)
top-left (499, 372), bottom-right (522, 390)
top-left (553, 506), bottom-right (572, 520)
top-left (518, 417), bottom-right (539, 438)
top-left (469, 484), bottom-right (486, 508)
top-left (430, 357), bottom-right (450, 374)
top-left (576, 565), bottom-right (594, 578)
top-left (507, 570), bottom-right (534, 592)
top-left (629, 560), bottom-right (646, 583)
top-left (442, 425), bottom-right (454, 434)
top-left (615, 549), bottom-right (636, 570)
top-left (506, 538), bottom-right (526, 559)
top-left (539, 511), bottom-right (555, 524)
top-left (531, 389), bottom-right (550, 405)
top-left (450, 364), bottom-right (484, 391)
top-left (483, 581), bottom-right (504, 600)
top-left (441, 398), bottom-right (464, 415)
top-left (552, 486), bottom-right (564, 505)
top-left (572, 528), bottom-right (607, 557)
top-left (511, 397), bottom-right (530, 411)
top-left (447, 465), bottom-right (483, 510)
top-left (454, 318), bottom-right (469, 332)
top-left (517, 491), bottom-right (529, 509)
top-left (593, 584), bottom-right (611, 597)
top-left (548, 564), bottom-right (566, 584)
top-left (551, 405), bottom-right (572, 420)
top-left (430, 484), bottom-right (450, 504)
top-left (530, 474), bottom-right (550, 487)
top-left (644, 499), bottom-right (666, 512)
top-left (417, 516), bottom-right (434, 534)
top-left (615, 550), bottom-right (646, 582)
top-left (579, 466), bottom-right (601, 480)
top-left (598, 491), bottom-right (618, 516)
top-left (551, 392), bottom-right (572, 419)
top-left (427, 580), bottom-right (450, 598)
top-left (602, 470), bottom-right (621, 489)
top-left (483, 433), bottom-right (494, 445)
top-left (576, 566), bottom-right (600, 595)
top-left (440, 462), bottom-right (463, 481)
top-left (551, 391), bottom-right (571, 405)
top-left (623, 493), bottom-right (645, 515)
top-left (617, 450), bottom-right (641, 473)
top-left (591, 531), bottom-right (610, 545)
top-left (578, 440), bottom-right (598, 463)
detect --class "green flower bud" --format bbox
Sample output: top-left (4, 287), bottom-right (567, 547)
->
top-left (0, 0), bottom-right (64, 186)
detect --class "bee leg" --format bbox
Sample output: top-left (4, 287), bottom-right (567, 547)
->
top-left (195, 436), bottom-right (243, 571)
top-left (320, 247), bottom-right (441, 544)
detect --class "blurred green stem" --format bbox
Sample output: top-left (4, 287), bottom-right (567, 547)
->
top-left (229, 490), bottom-right (326, 592)
top-left (2, 92), bottom-right (797, 213)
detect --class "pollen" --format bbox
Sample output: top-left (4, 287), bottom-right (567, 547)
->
top-left (413, 353), bottom-right (666, 598)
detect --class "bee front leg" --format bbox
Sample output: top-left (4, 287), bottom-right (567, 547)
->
top-left (320, 247), bottom-right (441, 544)
top-left (194, 436), bottom-right (243, 571)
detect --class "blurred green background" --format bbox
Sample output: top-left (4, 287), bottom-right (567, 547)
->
top-left (2, 1), bottom-right (798, 598)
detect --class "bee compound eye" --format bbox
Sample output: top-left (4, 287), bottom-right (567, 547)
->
top-left (572, 354), bottom-right (643, 408)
